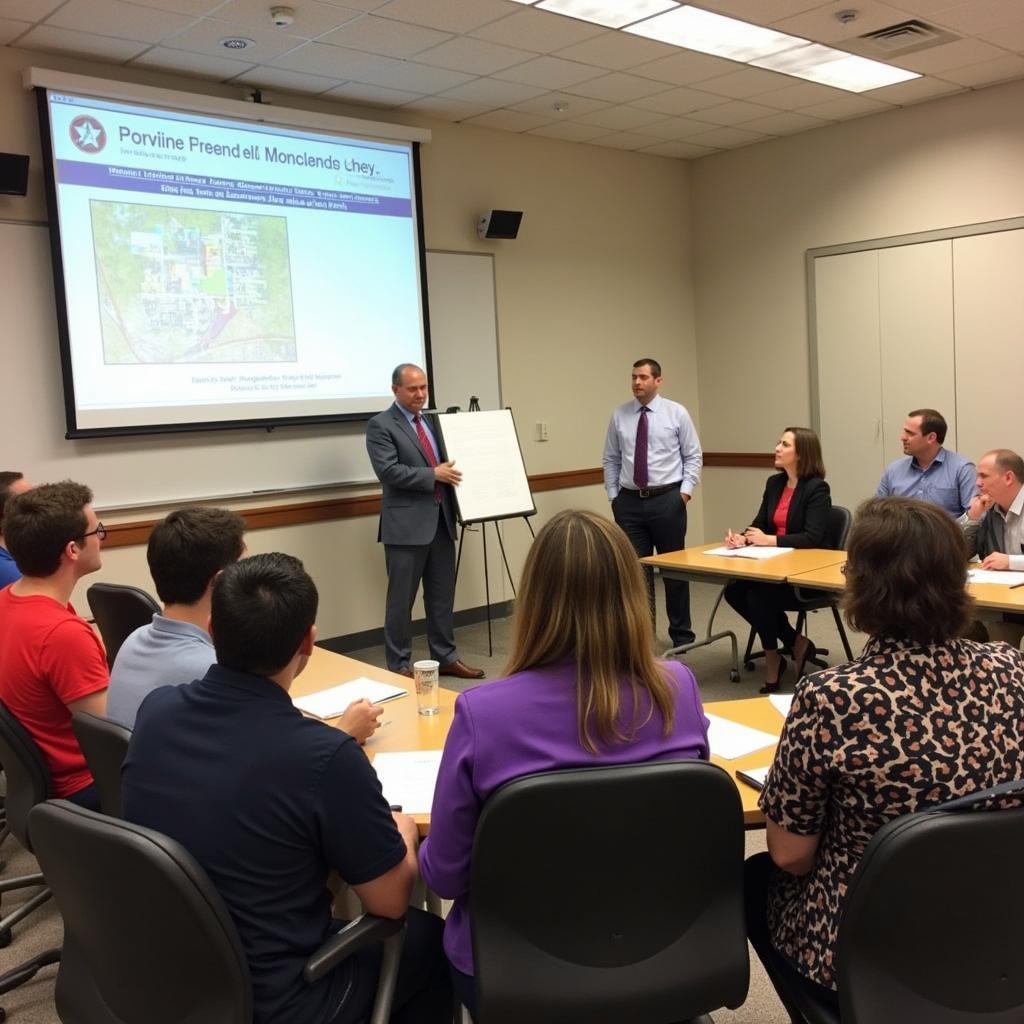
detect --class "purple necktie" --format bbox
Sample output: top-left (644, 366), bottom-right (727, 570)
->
top-left (633, 406), bottom-right (649, 489)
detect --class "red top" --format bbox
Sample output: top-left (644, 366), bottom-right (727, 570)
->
top-left (0, 586), bottom-right (109, 797)
top-left (772, 485), bottom-right (795, 537)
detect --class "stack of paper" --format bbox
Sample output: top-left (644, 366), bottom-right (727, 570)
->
top-left (706, 713), bottom-right (778, 760)
top-left (768, 694), bottom-right (793, 718)
top-left (704, 546), bottom-right (793, 560)
top-left (372, 751), bottom-right (444, 815)
top-left (967, 568), bottom-right (1024, 587)
top-left (293, 677), bottom-right (408, 720)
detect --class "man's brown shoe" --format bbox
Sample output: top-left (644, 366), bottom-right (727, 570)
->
top-left (439, 660), bottom-right (485, 680)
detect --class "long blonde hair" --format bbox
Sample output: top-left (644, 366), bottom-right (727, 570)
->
top-left (504, 510), bottom-right (676, 753)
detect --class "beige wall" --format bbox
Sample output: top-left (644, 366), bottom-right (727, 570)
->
top-left (690, 77), bottom-right (1024, 540)
top-left (0, 47), bottom-right (699, 637)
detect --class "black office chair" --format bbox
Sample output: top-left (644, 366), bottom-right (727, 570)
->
top-left (71, 713), bottom-right (133, 818)
top-left (470, 760), bottom-right (749, 1024)
top-left (28, 799), bottom-right (406, 1024)
top-left (86, 583), bottom-right (161, 669)
top-left (782, 779), bottom-right (1024, 1024)
top-left (741, 504), bottom-right (854, 677)
top-left (0, 701), bottom-right (61, 1017)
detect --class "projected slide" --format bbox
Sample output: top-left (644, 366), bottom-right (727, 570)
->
top-left (42, 88), bottom-right (429, 434)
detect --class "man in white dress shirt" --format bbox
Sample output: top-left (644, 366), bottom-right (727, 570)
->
top-left (602, 358), bottom-right (702, 648)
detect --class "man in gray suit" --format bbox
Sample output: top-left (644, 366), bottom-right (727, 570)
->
top-left (366, 364), bottom-right (484, 680)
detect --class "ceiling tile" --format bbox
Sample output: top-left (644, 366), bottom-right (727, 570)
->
top-left (274, 43), bottom-right (474, 91)
top-left (527, 120), bottom-right (610, 141)
top-left (687, 99), bottom-right (784, 125)
top-left (401, 94), bottom-right (492, 120)
top-left (131, 45), bottom-right (255, 78)
top-left (694, 0), bottom-right (826, 19)
top-left (864, 74), bottom-right (965, 103)
top-left (754, 80), bottom-right (849, 109)
top-left (575, 103), bottom-right (668, 129)
top-left (871, 0), bottom-right (961, 12)
top-left (372, 0), bottom-right (511, 34)
top-left (492, 54), bottom-right (604, 88)
top-left (564, 70), bottom-right (674, 102)
top-left (462, 107), bottom-right (555, 131)
top-left (0, 17), bottom-right (30, 44)
top-left (938, 54), bottom-right (1024, 86)
top-left (771, 2), bottom-right (920, 45)
top-left (550, 28), bottom-right (677, 69)
top-left (639, 139), bottom-right (718, 158)
top-left (211, 0), bottom-right (362, 39)
top-left (0, 0), bottom-right (63, 18)
top-left (638, 114), bottom-right (716, 139)
top-left (899, 37), bottom-right (1010, 73)
top-left (633, 49), bottom-right (741, 85)
top-left (735, 110), bottom-right (828, 134)
top-left (19, 24), bottom-right (150, 59)
top-left (233, 65), bottom-right (344, 93)
top-left (928, 0), bottom-right (1024, 34)
top-left (470, 8), bottom-right (605, 51)
top-left (630, 85), bottom-right (730, 114)
top-left (47, 0), bottom-right (196, 44)
top-left (693, 66), bottom-right (794, 99)
top-left (163, 17), bottom-right (306, 61)
top-left (103, 0), bottom-right (222, 13)
top-left (798, 94), bottom-right (894, 119)
top-left (414, 35), bottom-right (534, 74)
top-left (509, 90), bottom-right (610, 115)
top-left (315, 0), bottom-right (390, 10)
top-left (684, 125), bottom-right (769, 148)
top-left (437, 77), bottom-right (547, 105)
top-left (584, 131), bottom-right (658, 150)
top-left (322, 80), bottom-right (423, 105)
top-left (319, 15), bottom-right (451, 57)
top-left (974, 20), bottom-right (1024, 51)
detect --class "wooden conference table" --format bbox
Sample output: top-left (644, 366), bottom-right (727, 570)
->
top-left (296, 646), bottom-right (779, 830)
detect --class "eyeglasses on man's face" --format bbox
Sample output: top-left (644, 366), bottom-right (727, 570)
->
top-left (81, 522), bottom-right (107, 542)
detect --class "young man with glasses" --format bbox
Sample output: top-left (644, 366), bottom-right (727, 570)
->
top-left (0, 480), bottom-right (109, 809)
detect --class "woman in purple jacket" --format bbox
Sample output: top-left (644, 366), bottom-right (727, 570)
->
top-left (418, 509), bottom-right (710, 1013)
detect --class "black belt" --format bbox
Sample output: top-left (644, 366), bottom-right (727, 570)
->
top-left (621, 482), bottom-right (681, 499)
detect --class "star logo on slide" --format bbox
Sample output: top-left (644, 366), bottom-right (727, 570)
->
top-left (69, 115), bottom-right (107, 153)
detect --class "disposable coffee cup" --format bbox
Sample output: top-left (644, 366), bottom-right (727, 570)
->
top-left (413, 659), bottom-right (440, 716)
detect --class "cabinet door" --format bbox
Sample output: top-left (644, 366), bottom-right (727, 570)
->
top-left (813, 249), bottom-right (883, 515)
top-left (953, 228), bottom-right (1024, 458)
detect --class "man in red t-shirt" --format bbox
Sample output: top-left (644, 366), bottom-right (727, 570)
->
top-left (0, 481), bottom-right (109, 808)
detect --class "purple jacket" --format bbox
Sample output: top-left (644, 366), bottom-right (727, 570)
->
top-left (418, 659), bottom-right (710, 974)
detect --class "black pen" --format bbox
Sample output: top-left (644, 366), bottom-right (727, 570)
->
top-left (1010, 581), bottom-right (1024, 590)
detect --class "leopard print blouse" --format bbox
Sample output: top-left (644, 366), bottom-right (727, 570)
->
top-left (759, 636), bottom-right (1024, 990)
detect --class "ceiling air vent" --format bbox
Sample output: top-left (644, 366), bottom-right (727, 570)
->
top-left (846, 19), bottom-right (960, 58)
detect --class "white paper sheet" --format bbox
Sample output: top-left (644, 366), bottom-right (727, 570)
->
top-left (704, 546), bottom-right (793, 560)
top-left (292, 677), bottom-right (408, 720)
top-left (967, 569), bottom-right (1024, 587)
top-left (736, 765), bottom-right (771, 790)
top-left (371, 751), bottom-right (444, 815)
top-left (768, 694), bottom-right (793, 718)
top-left (706, 713), bottom-right (778, 760)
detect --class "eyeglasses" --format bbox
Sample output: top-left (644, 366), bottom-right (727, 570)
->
top-left (81, 523), bottom-right (107, 542)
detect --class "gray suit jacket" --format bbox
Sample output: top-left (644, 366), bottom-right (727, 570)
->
top-left (963, 508), bottom-right (1006, 560)
top-left (366, 403), bottom-right (457, 546)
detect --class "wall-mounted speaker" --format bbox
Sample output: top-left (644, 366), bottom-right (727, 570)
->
top-left (477, 209), bottom-right (522, 240)
top-left (0, 154), bottom-right (29, 197)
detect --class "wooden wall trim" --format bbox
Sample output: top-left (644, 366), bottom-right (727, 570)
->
top-left (102, 456), bottom-right (769, 549)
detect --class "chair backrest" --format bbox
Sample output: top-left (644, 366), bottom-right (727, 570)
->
top-left (71, 712), bottom-right (132, 818)
top-left (29, 800), bottom-right (252, 1024)
top-left (826, 504), bottom-right (852, 551)
top-left (837, 784), bottom-right (1024, 1024)
top-left (86, 583), bottom-right (161, 669)
top-left (0, 699), bottom-right (52, 850)
top-left (470, 760), bottom-right (749, 1024)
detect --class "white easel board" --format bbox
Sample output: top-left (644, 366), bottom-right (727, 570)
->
top-left (437, 409), bottom-right (535, 524)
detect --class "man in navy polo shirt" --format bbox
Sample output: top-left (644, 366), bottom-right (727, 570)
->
top-left (122, 553), bottom-right (452, 1024)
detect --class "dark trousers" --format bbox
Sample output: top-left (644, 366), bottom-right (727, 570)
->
top-left (383, 508), bottom-right (457, 672)
top-left (612, 488), bottom-right (693, 645)
top-left (724, 580), bottom-right (802, 652)
top-left (450, 963), bottom-right (477, 1019)
top-left (744, 853), bottom-right (840, 1022)
top-left (65, 782), bottom-right (101, 812)
top-left (331, 908), bottom-right (453, 1024)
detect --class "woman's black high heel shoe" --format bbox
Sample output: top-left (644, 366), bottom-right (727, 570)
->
top-left (760, 656), bottom-right (787, 694)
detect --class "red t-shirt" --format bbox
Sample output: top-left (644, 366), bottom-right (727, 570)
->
top-left (772, 485), bottom-right (795, 537)
top-left (0, 587), bottom-right (109, 797)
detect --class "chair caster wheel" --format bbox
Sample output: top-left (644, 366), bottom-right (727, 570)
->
top-left (744, 661), bottom-right (755, 671)
top-left (729, 670), bottom-right (741, 683)
top-left (0, 928), bottom-right (11, 949)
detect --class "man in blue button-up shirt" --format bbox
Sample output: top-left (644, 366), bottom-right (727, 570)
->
top-left (876, 408), bottom-right (974, 517)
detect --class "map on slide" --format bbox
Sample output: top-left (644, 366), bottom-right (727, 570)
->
top-left (90, 201), bottom-right (297, 364)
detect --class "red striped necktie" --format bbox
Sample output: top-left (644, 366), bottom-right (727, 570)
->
top-left (414, 414), bottom-right (442, 502)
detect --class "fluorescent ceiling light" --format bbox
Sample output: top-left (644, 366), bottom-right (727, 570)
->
top-left (754, 47), bottom-right (919, 92)
top-left (626, 5), bottom-right (801, 61)
top-left (536, 0), bottom-right (679, 30)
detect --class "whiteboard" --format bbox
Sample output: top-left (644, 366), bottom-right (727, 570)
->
top-left (0, 220), bottom-right (500, 510)
top-left (437, 409), bottom-right (535, 525)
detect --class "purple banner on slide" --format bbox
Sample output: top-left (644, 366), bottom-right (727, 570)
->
top-left (56, 159), bottom-right (413, 218)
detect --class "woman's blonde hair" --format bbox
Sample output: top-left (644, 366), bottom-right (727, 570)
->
top-left (504, 509), bottom-right (676, 753)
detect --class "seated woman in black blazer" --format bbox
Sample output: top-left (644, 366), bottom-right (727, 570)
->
top-left (723, 427), bottom-right (831, 693)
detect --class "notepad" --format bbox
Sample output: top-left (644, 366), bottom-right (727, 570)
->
top-left (706, 713), bottom-right (778, 760)
top-left (768, 694), bottom-right (793, 718)
top-left (704, 545), bottom-right (793, 560)
top-left (967, 569), bottom-right (1024, 587)
top-left (736, 765), bottom-right (771, 791)
top-left (293, 677), bottom-right (408, 720)
top-left (372, 751), bottom-right (444, 815)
